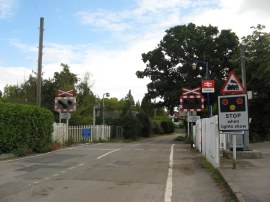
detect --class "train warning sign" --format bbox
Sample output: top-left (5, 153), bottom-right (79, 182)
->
top-left (220, 71), bottom-right (246, 94)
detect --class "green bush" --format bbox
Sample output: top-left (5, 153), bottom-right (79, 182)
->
top-left (120, 115), bottom-right (142, 140)
top-left (107, 114), bottom-right (142, 140)
top-left (0, 102), bottom-right (54, 154)
top-left (152, 120), bottom-right (164, 134)
top-left (160, 120), bottom-right (174, 133)
top-left (136, 111), bottom-right (152, 137)
top-left (152, 116), bottom-right (174, 134)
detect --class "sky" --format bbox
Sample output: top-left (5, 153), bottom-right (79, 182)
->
top-left (1, 0), bottom-right (270, 102)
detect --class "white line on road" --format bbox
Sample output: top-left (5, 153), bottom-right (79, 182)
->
top-left (164, 144), bottom-right (174, 202)
top-left (0, 152), bottom-right (52, 164)
top-left (68, 166), bottom-right (75, 170)
top-left (97, 149), bottom-right (121, 159)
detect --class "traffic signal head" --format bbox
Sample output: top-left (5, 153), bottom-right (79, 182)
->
top-left (183, 98), bottom-right (202, 109)
top-left (220, 95), bottom-right (246, 112)
top-left (179, 95), bottom-right (204, 112)
top-left (58, 100), bottom-right (68, 109)
top-left (55, 97), bottom-right (76, 112)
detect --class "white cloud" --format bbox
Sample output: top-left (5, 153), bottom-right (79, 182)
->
top-left (0, 0), bottom-right (17, 20)
top-left (241, 0), bottom-right (270, 17)
top-left (43, 43), bottom-right (87, 64)
top-left (80, 38), bottom-right (154, 100)
top-left (9, 39), bottom-right (36, 53)
top-left (75, 0), bottom-right (190, 37)
top-left (0, 66), bottom-right (32, 91)
top-left (75, 9), bottom-right (132, 33)
top-left (135, 0), bottom-right (191, 12)
top-left (185, 0), bottom-right (270, 38)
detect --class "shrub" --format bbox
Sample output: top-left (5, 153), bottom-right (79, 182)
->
top-left (0, 102), bottom-right (54, 153)
top-left (14, 145), bottom-right (29, 157)
top-left (152, 120), bottom-right (164, 134)
top-left (136, 111), bottom-right (152, 137)
top-left (108, 115), bottom-right (142, 140)
top-left (161, 120), bottom-right (174, 133)
top-left (120, 115), bottom-right (142, 140)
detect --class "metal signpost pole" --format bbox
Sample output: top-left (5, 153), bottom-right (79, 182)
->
top-left (187, 112), bottom-right (190, 138)
top-left (192, 61), bottom-right (211, 117)
top-left (205, 62), bottom-right (211, 118)
top-left (92, 105), bottom-right (95, 143)
top-left (233, 134), bottom-right (237, 169)
top-left (66, 113), bottom-right (69, 140)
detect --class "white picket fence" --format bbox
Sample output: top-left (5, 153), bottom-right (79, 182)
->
top-left (192, 116), bottom-right (220, 168)
top-left (52, 123), bottom-right (111, 144)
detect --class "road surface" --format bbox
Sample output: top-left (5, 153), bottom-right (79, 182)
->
top-left (0, 134), bottom-right (227, 202)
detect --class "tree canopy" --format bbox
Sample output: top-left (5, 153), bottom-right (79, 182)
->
top-left (240, 25), bottom-right (270, 141)
top-left (136, 23), bottom-right (239, 114)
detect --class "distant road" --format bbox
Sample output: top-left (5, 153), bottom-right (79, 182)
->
top-left (0, 134), bottom-right (227, 202)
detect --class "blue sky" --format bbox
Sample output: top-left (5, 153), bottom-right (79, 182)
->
top-left (1, 0), bottom-right (270, 101)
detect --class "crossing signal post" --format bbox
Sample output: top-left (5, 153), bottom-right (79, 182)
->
top-left (55, 97), bottom-right (76, 112)
top-left (218, 94), bottom-right (249, 131)
top-left (219, 71), bottom-right (249, 168)
top-left (179, 87), bottom-right (204, 144)
top-left (179, 87), bottom-right (204, 112)
top-left (54, 89), bottom-right (77, 138)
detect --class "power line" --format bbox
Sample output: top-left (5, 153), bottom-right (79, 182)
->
top-left (32, 0), bottom-right (41, 17)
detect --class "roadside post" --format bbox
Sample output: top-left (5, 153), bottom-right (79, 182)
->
top-left (179, 87), bottom-right (204, 145)
top-left (54, 89), bottom-right (77, 140)
top-left (219, 71), bottom-right (248, 168)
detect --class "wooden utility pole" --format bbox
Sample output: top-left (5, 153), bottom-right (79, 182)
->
top-left (36, 17), bottom-right (44, 106)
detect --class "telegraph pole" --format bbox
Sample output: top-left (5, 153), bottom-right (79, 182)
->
top-left (36, 17), bottom-right (44, 106)
top-left (240, 41), bottom-right (252, 150)
top-left (240, 45), bottom-right (246, 88)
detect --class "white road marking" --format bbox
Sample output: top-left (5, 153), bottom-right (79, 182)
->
top-left (0, 152), bottom-right (51, 164)
top-left (68, 166), bottom-right (75, 170)
top-left (97, 149), bottom-right (121, 159)
top-left (0, 143), bottom-right (105, 164)
top-left (88, 148), bottom-right (115, 151)
top-left (52, 173), bottom-right (59, 177)
top-left (164, 144), bottom-right (174, 202)
top-left (78, 163), bottom-right (85, 166)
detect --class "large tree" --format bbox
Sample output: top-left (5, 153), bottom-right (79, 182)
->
top-left (136, 23), bottom-right (239, 114)
top-left (240, 25), bottom-right (270, 141)
top-left (71, 72), bottom-right (95, 125)
top-left (122, 90), bottom-right (135, 116)
top-left (53, 63), bottom-right (78, 90)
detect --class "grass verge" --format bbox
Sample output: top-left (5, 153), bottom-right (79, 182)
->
top-left (200, 156), bottom-right (239, 202)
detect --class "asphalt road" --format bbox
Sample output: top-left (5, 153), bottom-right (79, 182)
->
top-left (0, 134), bottom-right (227, 202)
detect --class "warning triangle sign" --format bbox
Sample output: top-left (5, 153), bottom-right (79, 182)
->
top-left (220, 70), bottom-right (246, 94)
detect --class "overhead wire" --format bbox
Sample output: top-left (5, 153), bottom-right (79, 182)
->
top-left (32, 0), bottom-right (41, 17)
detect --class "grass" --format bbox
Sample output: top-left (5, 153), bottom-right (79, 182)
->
top-left (0, 153), bottom-right (16, 160)
top-left (175, 135), bottom-right (186, 141)
top-left (200, 156), bottom-right (239, 202)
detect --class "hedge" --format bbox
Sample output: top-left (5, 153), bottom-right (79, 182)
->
top-left (160, 120), bottom-right (174, 133)
top-left (0, 102), bottom-right (54, 153)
